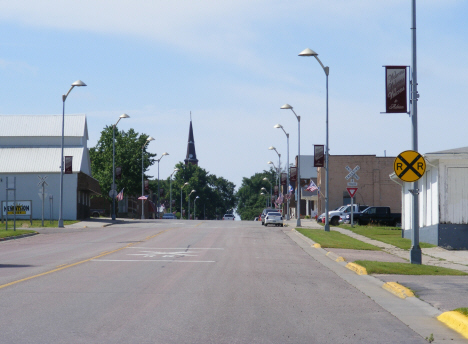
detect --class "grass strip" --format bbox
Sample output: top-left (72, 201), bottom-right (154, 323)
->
top-left (455, 308), bottom-right (468, 316)
top-left (297, 228), bottom-right (381, 250)
top-left (0, 229), bottom-right (37, 239)
top-left (1, 220), bottom-right (78, 229)
top-left (340, 224), bottom-right (436, 249)
top-left (355, 260), bottom-right (468, 275)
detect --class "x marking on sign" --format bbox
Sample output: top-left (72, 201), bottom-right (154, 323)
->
top-left (396, 153), bottom-right (422, 179)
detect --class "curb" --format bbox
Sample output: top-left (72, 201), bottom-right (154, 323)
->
top-left (0, 232), bottom-right (38, 242)
top-left (345, 262), bottom-right (368, 275)
top-left (325, 251), bottom-right (346, 262)
top-left (382, 282), bottom-right (414, 299)
top-left (437, 311), bottom-right (468, 339)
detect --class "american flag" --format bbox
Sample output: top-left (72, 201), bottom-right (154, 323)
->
top-left (116, 188), bottom-right (124, 201)
top-left (276, 193), bottom-right (284, 205)
top-left (306, 180), bottom-right (318, 192)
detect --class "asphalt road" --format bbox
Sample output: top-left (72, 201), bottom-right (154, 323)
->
top-left (0, 220), bottom-right (430, 343)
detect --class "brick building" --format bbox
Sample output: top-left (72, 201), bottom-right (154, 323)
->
top-left (317, 155), bottom-right (401, 214)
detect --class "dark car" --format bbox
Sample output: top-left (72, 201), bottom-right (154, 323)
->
top-left (162, 213), bottom-right (177, 219)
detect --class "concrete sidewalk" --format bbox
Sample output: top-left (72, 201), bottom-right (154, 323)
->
top-left (284, 218), bottom-right (468, 341)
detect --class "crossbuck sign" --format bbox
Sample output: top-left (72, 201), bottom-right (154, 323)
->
top-left (345, 165), bottom-right (360, 187)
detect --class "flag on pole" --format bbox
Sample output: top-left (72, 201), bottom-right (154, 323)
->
top-left (288, 184), bottom-right (294, 194)
top-left (306, 180), bottom-right (318, 192)
top-left (116, 188), bottom-right (124, 201)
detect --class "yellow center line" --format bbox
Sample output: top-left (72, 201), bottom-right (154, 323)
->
top-left (0, 228), bottom-right (173, 290)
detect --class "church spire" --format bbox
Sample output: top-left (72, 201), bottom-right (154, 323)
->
top-left (184, 112), bottom-right (198, 166)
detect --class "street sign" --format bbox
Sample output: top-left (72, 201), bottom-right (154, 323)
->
top-left (109, 189), bottom-right (117, 198)
top-left (345, 165), bottom-right (360, 180)
top-left (347, 187), bottom-right (358, 198)
top-left (394, 150), bottom-right (426, 182)
top-left (347, 181), bottom-right (358, 187)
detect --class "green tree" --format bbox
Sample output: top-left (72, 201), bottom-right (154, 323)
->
top-left (90, 126), bottom-right (157, 204)
top-left (236, 169), bottom-right (276, 220)
top-left (172, 162), bottom-right (237, 219)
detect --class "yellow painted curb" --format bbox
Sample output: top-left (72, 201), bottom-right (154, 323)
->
top-left (335, 256), bottom-right (345, 262)
top-left (346, 262), bottom-right (367, 275)
top-left (382, 282), bottom-right (414, 299)
top-left (312, 243), bottom-right (321, 248)
top-left (437, 311), bottom-right (468, 339)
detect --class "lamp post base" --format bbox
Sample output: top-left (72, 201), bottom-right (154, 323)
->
top-left (410, 245), bottom-right (422, 264)
top-left (58, 219), bottom-right (64, 228)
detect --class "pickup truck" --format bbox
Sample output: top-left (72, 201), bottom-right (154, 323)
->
top-left (357, 206), bottom-right (401, 226)
top-left (328, 204), bottom-right (368, 226)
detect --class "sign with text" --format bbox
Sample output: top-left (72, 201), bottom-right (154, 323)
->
top-left (314, 145), bottom-right (324, 167)
top-left (2, 200), bottom-right (32, 215)
top-left (385, 66), bottom-right (407, 113)
top-left (394, 150), bottom-right (426, 182)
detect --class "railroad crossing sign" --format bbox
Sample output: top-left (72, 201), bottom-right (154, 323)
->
top-left (394, 150), bottom-right (426, 182)
top-left (345, 165), bottom-right (360, 186)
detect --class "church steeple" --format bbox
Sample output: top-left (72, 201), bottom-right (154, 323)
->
top-left (184, 113), bottom-right (198, 166)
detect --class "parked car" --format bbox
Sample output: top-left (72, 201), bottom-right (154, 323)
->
top-left (357, 206), bottom-right (401, 226)
top-left (162, 213), bottom-right (177, 219)
top-left (317, 206), bottom-right (347, 224)
top-left (264, 212), bottom-right (283, 227)
top-left (261, 208), bottom-right (278, 225)
top-left (223, 214), bottom-right (235, 220)
top-left (327, 204), bottom-right (369, 226)
top-left (90, 209), bottom-right (105, 217)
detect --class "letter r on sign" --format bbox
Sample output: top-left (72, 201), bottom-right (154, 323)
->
top-left (396, 163), bottom-right (403, 170)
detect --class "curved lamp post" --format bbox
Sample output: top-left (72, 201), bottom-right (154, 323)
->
top-left (262, 177), bottom-right (272, 207)
top-left (180, 182), bottom-right (189, 219)
top-left (141, 136), bottom-right (155, 219)
top-left (156, 152), bottom-right (169, 218)
top-left (112, 113), bottom-right (130, 221)
top-left (280, 104), bottom-right (301, 227)
top-left (274, 124), bottom-right (290, 220)
top-left (188, 189), bottom-right (196, 220)
top-left (169, 168), bottom-right (179, 214)
top-left (269, 147), bottom-right (281, 209)
top-left (59, 80), bottom-right (87, 228)
top-left (298, 48), bottom-right (329, 231)
top-left (194, 196), bottom-right (200, 219)
top-left (260, 192), bottom-right (267, 207)
top-left (267, 160), bottom-right (278, 207)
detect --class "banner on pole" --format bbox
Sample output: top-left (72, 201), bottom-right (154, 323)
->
top-left (64, 156), bottom-right (73, 174)
top-left (314, 145), bottom-right (324, 167)
top-left (281, 173), bottom-right (287, 186)
top-left (289, 167), bottom-right (297, 182)
top-left (385, 66), bottom-right (407, 113)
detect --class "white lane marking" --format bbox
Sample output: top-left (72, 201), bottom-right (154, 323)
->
top-left (128, 251), bottom-right (198, 258)
top-left (93, 259), bottom-right (215, 263)
top-left (126, 247), bottom-right (224, 250)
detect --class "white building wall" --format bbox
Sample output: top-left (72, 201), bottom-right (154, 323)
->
top-left (438, 159), bottom-right (468, 224)
top-left (0, 173), bottom-right (78, 221)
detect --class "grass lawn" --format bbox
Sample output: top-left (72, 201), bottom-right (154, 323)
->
top-left (297, 228), bottom-right (381, 250)
top-left (0, 229), bottom-right (37, 239)
top-left (454, 308), bottom-right (468, 316)
top-left (355, 260), bottom-right (468, 275)
top-left (1, 220), bottom-right (79, 230)
top-left (339, 224), bottom-right (436, 250)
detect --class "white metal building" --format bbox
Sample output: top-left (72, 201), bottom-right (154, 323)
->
top-left (0, 115), bottom-right (100, 221)
top-left (393, 147), bottom-right (468, 249)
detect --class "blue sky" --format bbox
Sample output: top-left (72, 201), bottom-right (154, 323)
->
top-left (1, 1), bottom-right (467, 190)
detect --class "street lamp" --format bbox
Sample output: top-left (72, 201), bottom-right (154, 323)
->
top-left (141, 136), bottom-right (155, 219)
top-left (274, 124), bottom-right (290, 220)
top-left (263, 177), bottom-right (272, 207)
top-left (298, 48), bottom-right (330, 231)
top-left (59, 80), bottom-right (87, 228)
top-left (180, 182), bottom-right (189, 219)
top-left (260, 192), bottom-right (267, 207)
top-left (194, 196), bottom-right (200, 219)
top-left (169, 168), bottom-right (179, 214)
top-left (280, 103), bottom-right (301, 227)
top-left (188, 189), bottom-right (196, 220)
top-left (112, 114), bottom-right (130, 221)
top-left (269, 146), bottom-right (281, 204)
top-left (156, 152), bottom-right (169, 218)
top-left (267, 160), bottom-right (278, 207)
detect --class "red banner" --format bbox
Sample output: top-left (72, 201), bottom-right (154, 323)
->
top-left (116, 166), bottom-right (122, 179)
top-left (281, 173), bottom-right (287, 185)
top-left (314, 145), bottom-right (324, 167)
top-left (289, 167), bottom-right (297, 182)
top-left (64, 156), bottom-right (73, 174)
top-left (385, 66), bottom-right (407, 113)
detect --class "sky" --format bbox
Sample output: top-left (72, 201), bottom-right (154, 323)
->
top-left (1, 1), bottom-right (467, 190)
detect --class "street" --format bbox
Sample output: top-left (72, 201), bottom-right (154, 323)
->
top-left (0, 220), bottom-right (434, 343)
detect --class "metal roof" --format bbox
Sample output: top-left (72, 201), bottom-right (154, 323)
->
top-left (0, 115), bottom-right (88, 139)
top-left (0, 147), bottom-right (85, 173)
top-left (426, 147), bottom-right (468, 155)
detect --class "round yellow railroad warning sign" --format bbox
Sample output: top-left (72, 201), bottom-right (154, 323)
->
top-left (394, 150), bottom-right (426, 182)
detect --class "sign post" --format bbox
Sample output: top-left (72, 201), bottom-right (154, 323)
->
top-left (345, 166), bottom-right (360, 228)
top-left (346, 187), bottom-right (358, 227)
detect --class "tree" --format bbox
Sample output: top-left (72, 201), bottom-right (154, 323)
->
top-left (171, 162), bottom-right (237, 219)
top-left (89, 126), bottom-right (156, 204)
top-left (236, 169), bottom-right (276, 220)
